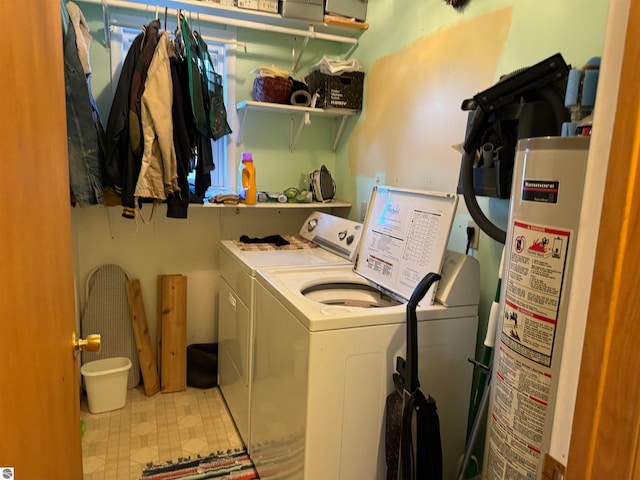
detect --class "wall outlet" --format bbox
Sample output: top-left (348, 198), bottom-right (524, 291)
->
top-left (467, 220), bottom-right (480, 250)
top-left (360, 202), bottom-right (368, 222)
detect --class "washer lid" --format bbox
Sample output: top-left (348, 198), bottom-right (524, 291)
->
top-left (354, 186), bottom-right (458, 305)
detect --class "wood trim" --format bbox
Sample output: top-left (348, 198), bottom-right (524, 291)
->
top-left (567, 0), bottom-right (640, 477)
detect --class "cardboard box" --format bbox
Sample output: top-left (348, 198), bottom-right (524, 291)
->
top-left (259, 0), bottom-right (278, 12)
top-left (257, 0), bottom-right (278, 12)
top-left (280, 0), bottom-right (324, 22)
top-left (237, 0), bottom-right (259, 10)
top-left (306, 71), bottom-right (365, 110)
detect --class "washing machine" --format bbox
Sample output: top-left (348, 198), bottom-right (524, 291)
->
top-left (218, 212), bottom-right (363, 448)
top-left (249, 186), bottom-right (480, 479)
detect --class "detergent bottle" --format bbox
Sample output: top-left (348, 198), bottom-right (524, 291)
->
top-left (238, 152), bottom-right (257, 204)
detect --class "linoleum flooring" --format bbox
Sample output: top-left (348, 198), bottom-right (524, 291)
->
top-left (81, 386), bottom-right (243, 480)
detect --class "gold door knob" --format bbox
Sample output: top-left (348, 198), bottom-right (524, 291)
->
top-left (73, 332), bottom-right (101, 356)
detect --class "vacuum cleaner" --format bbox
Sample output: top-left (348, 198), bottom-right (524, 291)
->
top-left (385, 272), bottom-right (443, 480)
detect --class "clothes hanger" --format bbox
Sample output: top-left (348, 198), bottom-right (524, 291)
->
top-left (173, 9), bottom-right (185, 57)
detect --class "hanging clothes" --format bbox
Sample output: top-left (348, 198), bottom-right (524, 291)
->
top-left (68, 1), bottom-right (108, 204)
top-left (103, 13), bottom-right (232, 218)
top-left (104, 32), bottom-right (143, 206)
top-left (173, 20), bottom-right (213, 207)
top-left (180, 14), bottom-right (231, 141)
top-left (66, 1), bottom-right (92, 75)
top-left (166, 40), bottom-right (193, 218)
top-left (63, 1), bottom-right (104, 206)
top-left (121, 19), bottom-right (161, 219)
top-left (194, 134), bottom-right (214, 199)
top-left (179, 14), bottom-right (218, 201)
top-left (135, 31), bottom-right (180, 203)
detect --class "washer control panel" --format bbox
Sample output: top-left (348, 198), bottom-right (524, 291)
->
top-left (299, 212), bottom-right (363, 261)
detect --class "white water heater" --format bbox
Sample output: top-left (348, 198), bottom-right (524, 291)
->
top-left (483, 136), bottom-right (590, 479)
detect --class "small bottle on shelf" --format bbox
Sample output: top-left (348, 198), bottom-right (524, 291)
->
top-left (238, 152), bottom-right (257, 205)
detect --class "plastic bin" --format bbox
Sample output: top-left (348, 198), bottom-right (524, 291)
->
top-left (306, 70), bottom-right (365, 110)
top-left (81, 357), bottom-right (132, 414)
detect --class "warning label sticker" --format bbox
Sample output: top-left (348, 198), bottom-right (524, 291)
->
top-left (487, 218), bottom-right (572, 479)
top-left (501, 220), bottom-right (571, 367)
top-left (486, 345), bottom-right (552, 479)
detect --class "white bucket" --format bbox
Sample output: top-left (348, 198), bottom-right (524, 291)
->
top-left (81, 357), bottom-right (132, 414)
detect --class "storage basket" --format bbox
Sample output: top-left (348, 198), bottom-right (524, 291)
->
top-left (253, 76), bottom-right (293, 104)
top-left (306, 70), bottom-right (365, 110)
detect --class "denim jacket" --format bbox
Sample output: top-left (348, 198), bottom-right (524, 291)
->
top-left (63, 11), bottom-right (103, 206)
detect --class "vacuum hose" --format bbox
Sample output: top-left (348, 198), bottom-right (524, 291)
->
top-left (461, 136), bottom-right (507, 244)
top-left (461, 84), bottom-right (569, 246)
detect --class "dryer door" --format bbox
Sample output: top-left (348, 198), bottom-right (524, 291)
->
top-left (218, 278), bottom-right (251, 444)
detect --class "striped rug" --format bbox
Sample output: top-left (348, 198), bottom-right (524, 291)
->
top-left (141, 449), bottom-right (258, 480)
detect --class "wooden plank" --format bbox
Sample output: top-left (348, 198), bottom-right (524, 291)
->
top-left (126, 279), bottom-right (160, 397)
top-left (158, 274), bottom-right (188, 393)
top-left (323, 14), bottom-right (369, 30)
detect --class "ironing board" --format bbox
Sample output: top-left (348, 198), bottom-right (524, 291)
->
top-left (81, 264), bottom-right (140, 389)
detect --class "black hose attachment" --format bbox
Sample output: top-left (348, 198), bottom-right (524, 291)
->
top-left (461, 109), bottom-right (507, 244)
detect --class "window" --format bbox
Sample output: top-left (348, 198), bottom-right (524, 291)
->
top-left (109, 19), bottom-right (236, 190)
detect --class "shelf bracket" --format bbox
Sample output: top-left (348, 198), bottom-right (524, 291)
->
top-left (290, 111), bottom-right (311, 152)
top-left (236, 105), bottom-right (249, 146)
top-left (344, 42), bottom-right (359, 60)
top-left (331, 115), bottom-right (349, 152)
top-left (291, 26), bottom-right (313, 74)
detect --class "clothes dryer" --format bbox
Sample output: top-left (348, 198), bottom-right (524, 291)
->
top-left (218, 212), bottom-right (362, 448)
top-left (249, 187), bottom-right (480, 479)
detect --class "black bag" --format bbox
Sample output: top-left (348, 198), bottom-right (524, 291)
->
top-left (310, 165), bottom-right (336, 202)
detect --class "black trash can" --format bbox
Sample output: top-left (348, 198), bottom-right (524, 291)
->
top-left (186, 343), bottom-right (218, 389)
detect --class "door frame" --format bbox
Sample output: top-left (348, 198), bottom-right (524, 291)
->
top-left (567, 0), bottom-right (640, 477)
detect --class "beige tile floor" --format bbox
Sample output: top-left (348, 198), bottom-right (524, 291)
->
top-left (81, 386), bottom-right (244, 480)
